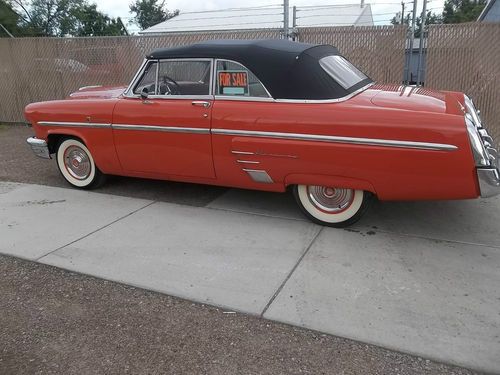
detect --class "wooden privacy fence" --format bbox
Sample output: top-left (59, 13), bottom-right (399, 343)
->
top-left (0, 26), bottom-right (405, 123)
top-left (426, 22), bottom-right (500, 148)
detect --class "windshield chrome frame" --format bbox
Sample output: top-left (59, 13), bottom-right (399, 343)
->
top-left (124, 58), bottom-right (214, 100)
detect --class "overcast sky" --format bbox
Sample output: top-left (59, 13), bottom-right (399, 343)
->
top-left (96, 0), bottom-right (445, 33)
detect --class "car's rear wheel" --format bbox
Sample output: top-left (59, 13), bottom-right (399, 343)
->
top-left (293, 185), bottom-right (371, 227)
top-left (56, 137), bottom-right (105, 189)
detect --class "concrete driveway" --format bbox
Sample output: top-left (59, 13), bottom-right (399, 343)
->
top-left (0, 181), bottom-right (499, 373)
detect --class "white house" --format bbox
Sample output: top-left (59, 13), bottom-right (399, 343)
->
top-left (478, 0), bottom-right (500, 22)
top-left (140, 4), bottom-right (373, 35)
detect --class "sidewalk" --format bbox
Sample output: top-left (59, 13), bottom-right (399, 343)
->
top-left (1, 181), bottom-right (499, 373)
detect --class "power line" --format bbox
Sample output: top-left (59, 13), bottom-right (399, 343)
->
top-left (301, 19), bottom-right (394, 26)
top-left (146, 20), bottom-right (284, 31)
top-left (297, 2), bottom-right (409, 11)
top-left (156, 12), bottom-right (284, 23)
top-left (178, 4), bottom-right (284, 15)
top-left (298, 11), bottom-right (404, 19)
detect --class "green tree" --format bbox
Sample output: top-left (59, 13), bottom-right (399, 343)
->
top-left (9, 0), bottom-right (127, 36)
top-left (442, 0), bottom-right (486, 23)
top-left (391, 11), bottom-right (442, 38)
top-left (129, 0), bottom-right (179, 30)
top-left (74, 4), bottom-right (127, 36)
top-left (0, 0), bottom-right (20, 36)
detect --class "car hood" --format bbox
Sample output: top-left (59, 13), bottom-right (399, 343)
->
top-left (69, 85), bottom-right (127, 99)
top-left (360, 84), bottom-right (464, 116)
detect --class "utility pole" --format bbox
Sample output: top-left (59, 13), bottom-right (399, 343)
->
top-left (283, 0), bottom-right (289, 40)
top-left (117, 17), bottom-right (129, 36)
top-left (0, 23), bottom-right (14, 38)
top-left (416, 0), bottom-right (428, 85)
top-left (406, 0), bottom-right (418, 84)
top-left (401, 1), bottom-right (405, 24)
top-left (292, 6), bottom-right (297, 41)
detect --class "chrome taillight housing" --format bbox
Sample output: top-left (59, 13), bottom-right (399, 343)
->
top-left (464, 95), bottom-right (498, 169)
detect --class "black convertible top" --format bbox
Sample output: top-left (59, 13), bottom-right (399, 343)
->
top-left (148, 39), bottom-right (372, 100)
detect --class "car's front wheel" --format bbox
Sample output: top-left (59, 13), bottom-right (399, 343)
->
top-left (293, 185), bottom-right (372, 227)
top-left (56, 137), bottom-right (105, 189)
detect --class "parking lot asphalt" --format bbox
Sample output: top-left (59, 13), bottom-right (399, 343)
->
top-left (1, 124), bottom-right (498, 374)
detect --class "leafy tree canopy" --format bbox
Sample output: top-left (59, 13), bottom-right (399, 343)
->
top-left (129, 0), bottom-right (179, 30)
top-left (391, 11), bottom-right (443, 38)
top-left (391, 0), bottom-right (487, 37)
top-left (443, 0), bottom-right (487, 23)
top-left (0, 0), bottom-right (22, 36)
top-left (7, 0), bottom-right (127, 36)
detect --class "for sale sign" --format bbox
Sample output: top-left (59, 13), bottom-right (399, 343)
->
top-left (218, 70), bottom-right (249, 96)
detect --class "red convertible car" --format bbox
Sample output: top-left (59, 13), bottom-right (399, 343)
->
top-left (25, 39), bottom-right (499, 226)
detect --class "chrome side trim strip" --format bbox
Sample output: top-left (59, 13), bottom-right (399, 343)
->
top-left (274, 82), bottom-right (375, 104)
top-left (38, 121), bottom-right (111, 128)
top-left (256, 152), bottom-right (298, 159)
top-left (213, 129), bottom-right (457, 151)
top-left (129, 94), bottom-right (214, 100)
top-left (237, 160), bottom-right (260, 164)
top-left (231, 150), bottom-right (255, 155)
top-left (243, 169), bottom-right (274, 184)
top-left (78, 85), bottom-right (102, 91)
top-left (112, 124), bottom-right (209, 134)
top-left (214, 95), bottom-right (275, 103)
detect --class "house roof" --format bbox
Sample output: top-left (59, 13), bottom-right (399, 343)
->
top-left (478, 0), bottom-right (498, 20)
top-left (140, 5), bottom-right (373, 34)
top-left (148, 39), bottom-right (373, 100)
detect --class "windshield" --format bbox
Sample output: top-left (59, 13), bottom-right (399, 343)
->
top-left (319, 55), bottom-right (368, 90)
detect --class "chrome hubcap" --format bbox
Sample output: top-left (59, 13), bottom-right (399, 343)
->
top-left (64, 146), bottom-right (91, 180)
top-left (307, 186), bottom-right (354, 213)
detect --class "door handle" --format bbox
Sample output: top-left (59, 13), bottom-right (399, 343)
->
top-left (192, 101), bottom-right (211, 108)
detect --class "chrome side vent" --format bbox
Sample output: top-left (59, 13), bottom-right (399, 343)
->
top-left (243, 169), bottom-right (274, 184)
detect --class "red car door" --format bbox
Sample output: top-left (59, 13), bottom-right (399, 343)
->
top-left (112, 59), bottom-right (215, 179)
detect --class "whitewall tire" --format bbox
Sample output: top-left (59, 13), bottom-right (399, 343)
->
top-left (56, 138), bottom-right (105, 189)
top-left (293, 185), bottom-right (372, 227)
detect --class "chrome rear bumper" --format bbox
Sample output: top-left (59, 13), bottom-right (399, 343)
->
top-left (27, 137), bottom-right (51, 159)
top-left (471, 123), bottom-right (500, 198)
top-left (477, 168), bottom-right (500, 198)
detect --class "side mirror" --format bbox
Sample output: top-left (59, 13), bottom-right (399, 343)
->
top-left (140, 87), bottom-right (149, 101)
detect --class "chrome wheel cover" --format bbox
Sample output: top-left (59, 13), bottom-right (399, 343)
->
top-left (307, 186), bottom-right (354, 213)
top-left (63, 145), bottom-right (91, 180)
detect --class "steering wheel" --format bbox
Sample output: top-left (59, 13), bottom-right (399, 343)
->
top-left (160, 75), bottom-right (181, 95)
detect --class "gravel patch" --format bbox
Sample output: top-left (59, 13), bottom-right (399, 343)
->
top-left (0, 255), bottom-right (478, 375)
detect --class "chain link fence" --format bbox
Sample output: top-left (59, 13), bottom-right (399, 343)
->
top-left (0, 29), bottom-right (281, 123)
top-left (0, 26), bottom-right (406, 123)
top-left (0, 22), bottom-right (499, 150)
top-left (297, 26), bottom-right (407, 84)
top-left (426, 22), bottom-right (500, 148)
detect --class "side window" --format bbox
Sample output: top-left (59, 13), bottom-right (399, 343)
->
top-left (216, 60), bottom-right (270, 98)
top-left (157, 60), bottom-right (211, 96)
top-left (133, 61), bottom-right (158, 95)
